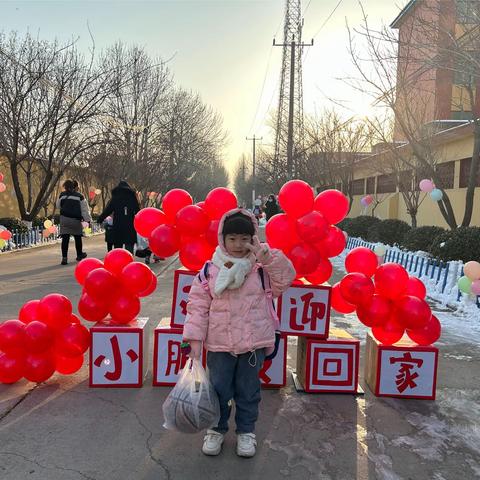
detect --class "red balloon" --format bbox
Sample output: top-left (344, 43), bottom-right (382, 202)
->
top-left (70, 314), bottom-right (81, 324)
top-left (121, 262), bottom-right (153, 295)
top-left (37, 294), bottom-right (72, 330)
top-left (206, 220), bottom-right (220, 246)
top-left (296, 211), bottom-right (329, 243)
top-left (204, 188), bottom-right (238, 220)
top-left (0, 319), bottom-right (26, 356)
top-left (372, 316), bottom-right (405, 345)
top-left (196, 201), bottom-right (206, 209)
top-left (288, 243), bottom-right (320, 276)
top-left (55, 354), bottom-right (84, 375)
top-left (314, 189), bottom-right (349, 225)
top-left (278, 180), bottom-right (314, 219)
top-left (18, 299), bottom-right (40, 324)
top-left (265, 214), bottom-right (300, 250)
top-left (56, 323), bottom-right (90, 358)
top-left (78, 291), bottom-right (109, 322)
top-left (0, 353), bottom-right (24, 384)
top-left (75, 258), bottom-right (104, 286)
top-left (138, 273), bottom-right (157, 298)
top-left (162, 189), bottom-right (193, 221)
top-left (305, 257), bottom-right (332, 284)
top-left (331, 283), bottom-right (356, 314)
top-left (407, 314), bottom-right (441, 346)
top-left (375, 263), bottom-right (409, 300)
top-left (405, 276), bottom-right (427, 299)
top-left (24, 352), bottom-right (55, 383)
top-left (103, 249), bottom-right (134, 277)
top-left (109, 291), bottom-right (141, 324)
top-left (134, 207), bottom-right (167, 237)
top-left (176, 205), bottom-right (209, 236)
top-left (394, 295), bottom-right (432, 329)
top-left (345, 247), bottom-right (379, 277)
top-left (292, 278), bottom-right (305, 285)
top-left (356, 294), bottom-right (392, 327)
top-left (84, 268), bottom-right (118, 301)
top-left (180, 238), bottom-right (213, 271)
top-left (149, 224), bottom-right (180, 258)
top-left (339, 273), bottom-right (375, 305)
top-left (24, 321), bottom-right (54, 353)
top-left (314, 226), bottom-right (346, 258)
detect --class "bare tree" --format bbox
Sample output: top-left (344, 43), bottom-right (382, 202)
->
top-left (347, 0), bottom-right (480, 229)
top-left (0, 32), bottom-right (120, 222)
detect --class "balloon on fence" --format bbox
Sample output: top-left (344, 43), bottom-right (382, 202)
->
top-left (373, 243), bottom-right (386, 256)
top-left (464, 261), bottom-right (480, 281)
top-left (0, 293), bottom-right (90, 384)
top-left (419, 179), bottom-right (435, 192)
top-left (457, 275), bottom-right (472, 294)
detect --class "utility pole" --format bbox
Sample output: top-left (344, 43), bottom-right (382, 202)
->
top-left (246, 135), bottom-right (262, 208)
top-left (274, 34), bottom-right (313, 179)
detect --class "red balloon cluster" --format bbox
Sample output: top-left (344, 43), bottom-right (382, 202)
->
top-left (76, 249), bottom-right (157, 325)
top-left (331, 247), bottom-right (441, 346)
top-left (0, 294), bottom-right (89, 384)
top-left (266, 181), bottom-right (349, 283)
top-left (133, 187), bottom-right (238, 271)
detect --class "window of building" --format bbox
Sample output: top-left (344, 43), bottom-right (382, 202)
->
top-left (366, 177), bottom-right (376, 194)
top-left (351, 178), bottom-right (365, 195)
top-left (377, 173), bottom-right (397, 194)
top-left (459, 157), bottom-right (480, 187)
top-left (436, 161), bottom-right (455, 189)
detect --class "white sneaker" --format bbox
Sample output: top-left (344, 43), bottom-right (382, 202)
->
top-left (202, 429), bottom-right (224, 456)
top-left (236, 433), bottom-right (257, 457)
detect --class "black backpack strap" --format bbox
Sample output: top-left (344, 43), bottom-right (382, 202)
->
top-left (197, 261), bottom-right (211, 295)
top-left (258, 267), bottom-right (266, 290)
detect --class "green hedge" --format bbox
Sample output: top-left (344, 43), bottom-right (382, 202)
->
top-left (428, 227), bottom-right (480, 263)
top-left (343, 215), bottom-right (381, 240)
top-left (375, 219), bottom-right (411, 246)
top-left (0, 217), bottom-right (29, 234)
top-left (403, 226), bottom-right (447, 253)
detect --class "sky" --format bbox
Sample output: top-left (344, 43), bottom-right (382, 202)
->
top-left (1, 0), bottom-right (406, 174)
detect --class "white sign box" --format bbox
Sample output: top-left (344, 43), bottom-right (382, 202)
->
top-left (170, 269), bottom-right (197, 329)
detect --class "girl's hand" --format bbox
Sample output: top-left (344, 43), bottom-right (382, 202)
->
top-left (246, 235), bottom-right (271, 264)
top-left (184, 339), bottom-right (202, 359)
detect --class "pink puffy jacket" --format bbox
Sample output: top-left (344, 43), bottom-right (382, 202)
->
top-left (183, 208), bottom-right (295, 355)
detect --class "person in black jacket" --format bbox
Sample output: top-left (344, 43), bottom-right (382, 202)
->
top-left (97, 180), bottom-right (140, 253)
top-left (264, 194), bottom-right (280, 221)
top-left (56, 179), bottom-right (92, 265)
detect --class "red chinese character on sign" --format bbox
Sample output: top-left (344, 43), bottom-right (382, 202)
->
top-left (390, 352), bottom-right (424, 393)
top-left (179, 285), bottom-right (192, 315)
top-left (165, 340), bottom-right (188, 376)
top-left (289, 292), bottom-right (326, 332)
top-left (259, 359), bottom-right (272, 384)
top-left (94, 335), bottom-right (138, 381)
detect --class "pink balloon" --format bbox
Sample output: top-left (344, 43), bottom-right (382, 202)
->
top-left (471, 279), bottom-right (480, 296)
top-left (419, 179), bottom-right (434, 192)
top-left (0, 183), bottom-right (6, 193)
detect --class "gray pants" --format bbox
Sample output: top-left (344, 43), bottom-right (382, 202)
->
top-left (207, 349), bottom-right (265, 434)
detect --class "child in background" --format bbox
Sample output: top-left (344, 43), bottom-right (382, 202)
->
top-left (103, 215), bottom-right (114, 251)
top-left (182, 209), bottom-right (295, 458)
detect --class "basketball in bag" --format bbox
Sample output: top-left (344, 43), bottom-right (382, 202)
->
top-left (162, 358), bottom-right (220, 434)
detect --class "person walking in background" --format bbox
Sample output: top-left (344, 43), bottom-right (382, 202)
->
top-left (264, 194), bottom-right (280, 221)
top-left (97, 180), bottom-right (140, 253)
top-left (57, 179), bottom-right (91, 265)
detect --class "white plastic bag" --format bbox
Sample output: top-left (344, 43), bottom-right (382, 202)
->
top-left (162, 359), bottom-right (220, 434)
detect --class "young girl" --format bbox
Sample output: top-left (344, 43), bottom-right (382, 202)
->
top-left (182, 209), bottom-right (295, 458)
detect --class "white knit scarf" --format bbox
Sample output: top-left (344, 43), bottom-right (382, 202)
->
top-left (212, 246), bottom-right (254, 296)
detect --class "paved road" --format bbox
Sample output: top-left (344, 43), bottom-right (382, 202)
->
top-left (0, 238), bottom-right (479, 480)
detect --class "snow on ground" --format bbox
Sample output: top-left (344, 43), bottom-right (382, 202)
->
top-left (330, 250), bottom-right (480, 346)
